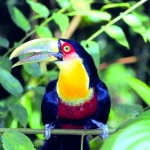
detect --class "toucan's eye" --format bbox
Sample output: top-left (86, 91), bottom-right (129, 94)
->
top-left (63, 46), bottom-right (71, 52)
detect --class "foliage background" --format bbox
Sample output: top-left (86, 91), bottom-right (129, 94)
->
top-left (0, 0), bottom-right (150, 149)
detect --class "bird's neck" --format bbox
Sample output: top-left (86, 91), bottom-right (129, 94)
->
top-left (56, 58), bottom-right (93, 105)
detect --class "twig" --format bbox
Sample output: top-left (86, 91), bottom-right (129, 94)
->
top-left (100, 56), bottom-right (138, 70)
top-left (0, 128), bottom-right (115, 135)
top-left (61, 15), bottom-right (82, 39)
top-left (87, 0), bottom-right (148, 42)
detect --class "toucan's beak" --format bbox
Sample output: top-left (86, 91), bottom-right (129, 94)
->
top-left (9, 38), bottom-right (62, 67)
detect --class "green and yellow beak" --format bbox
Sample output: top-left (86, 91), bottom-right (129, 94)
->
top-left (9, 38), bottom-right (62, 67)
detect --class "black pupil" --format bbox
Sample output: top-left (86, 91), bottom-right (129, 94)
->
top-left (65, 46), bottom-right (69, 51)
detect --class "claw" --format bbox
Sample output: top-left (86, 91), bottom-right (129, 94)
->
top-left (44, 123), bottom-right (55, 140)
top-left (91, 119), bottom-right (109, 138)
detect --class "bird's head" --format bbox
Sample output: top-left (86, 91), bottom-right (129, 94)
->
top-left (10, 38), bottom-right (99, 85)
top-left (10, 38), bottom-right (86, 66)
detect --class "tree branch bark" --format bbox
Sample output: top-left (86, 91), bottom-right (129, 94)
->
top-left (0, 128), bottom-right (115, 135)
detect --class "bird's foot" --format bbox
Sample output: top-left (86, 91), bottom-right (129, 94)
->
top-left (44, 123), bottom-right (55, 140)
top-left (91, 120), bottom-right (109, 138)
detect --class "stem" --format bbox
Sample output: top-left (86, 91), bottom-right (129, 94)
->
top-left (0, 128), bottom-right (115, 135)
top-left (87, 0), bottom-right (148, 42)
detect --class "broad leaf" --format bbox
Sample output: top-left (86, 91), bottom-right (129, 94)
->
top-left (53, 13), bottom-right (69, 34)
top-left (101, 110), bottom-right (150, 150)
top-left (0, 67), bottom-right (23, 96)
top-left (126, 77), bottom-right (150, 105)
top-left (81, 41), bottom-right (100, 69)
top-left (2, 130), bottom-right (35, 150)
top-left (0, 56), bottom-right (12, 72)
top-left (10, 103), bottom-right (28, 127)
top-left (8, 6), bottom-right (31, 32)
top-left (105, 25), bottom-right (129, 49)
top-left (36, 25), bottom-right (52, 38)
top-left (56, 0), bottom-right (70, 8)
top-left (79, 10), bottom-right (111, 23)
top-left (23, 63), bottom-right (42, 77)
top-left (27, 0), bottom-right (50, 18)
top-left (123, 14), bottom-right (147, 42)
top-left (0, 36), bottom-right (9, 48)
top-left (71, 0), bottom-right (91, 12)
top-left (19, 55), bottom-right (42, 77)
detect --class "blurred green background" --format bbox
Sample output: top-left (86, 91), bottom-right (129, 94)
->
top-left (0, 0), bottom-right (150, 150)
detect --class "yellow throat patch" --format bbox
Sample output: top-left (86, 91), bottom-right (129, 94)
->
top-left (56, 56), bottom-right (93, 105)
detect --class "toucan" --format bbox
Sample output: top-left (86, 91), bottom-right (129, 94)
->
top-left (10, 38), bottom-right (111, 150)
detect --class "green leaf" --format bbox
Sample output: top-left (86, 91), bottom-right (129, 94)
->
top-left (27, 0), bottom-right (50, 18)
top-left (85, 11), bottom-right (111, 23)
top-left (101, 110), bottom-right (150, 150)
top-left (33, 86), bottom-right (45, 95)
top-left (53, 13), bottom-right (69, 34)
top-left (71, 0), bottom-right (91, 12)
top-left (36, 25), bottom-right (52, 38)
top-left (0, 67), bottom-right (23, 96)
top-left (29, 111), bottom-right (42, 129)
top-left (116, 104), bottom-right (143, 117)
top-left (0, 36), bottom-right (9, 48)
top-left (126, 77), bottom-right (150, 105)
top-left (2, 130), bottom-right (35, 150)
top-left (81, 41), bottom-right (100, 69)
top-left (105, 25), bottom-right (129, 49)
top-left (47, 71), bottom-right (59, 80)
top-left (0, 56), bottom-right (12, 72)
top-left (123, 14), bottom-right (147, 42)
top-left (8, 6), bottom-right (31, 32)
top-left (23, 63), bottom-right (42, 77)
top-left (123, 14), bottom-right (143, 27)
top-left (10, 103), bottom-right (28, 127)
top-left (56, 0), bottom-right (70, 8)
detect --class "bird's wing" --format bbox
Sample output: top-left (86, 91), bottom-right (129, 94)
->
top-left (95, 80), bottom-right (111, 124)
top-left (41, 79), bottom-right (59, 125)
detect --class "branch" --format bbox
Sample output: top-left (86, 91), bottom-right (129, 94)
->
top-left (100, 56), bottom-right (138, 70)
top-left (87, 0), bottom-right (148, 42)
top-left (0, 128), bottom-right (115, 136)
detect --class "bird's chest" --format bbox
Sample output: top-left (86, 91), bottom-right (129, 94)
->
top-left (57, 92), bottom-right (98, 120)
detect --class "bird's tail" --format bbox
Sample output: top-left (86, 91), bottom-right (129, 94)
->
top-left (42, 135), bottom-right (90, 150)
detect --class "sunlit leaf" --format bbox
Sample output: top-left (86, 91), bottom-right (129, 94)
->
top-left (81, 10), bottom-right (111, 23)
top-left (71, 0), bottom-right (91, 12)
top-left (105, 25), bottom-right (129, 49)
top-left (56, 0), bottom-right (70, 8)
top-left (10, 103), bottom-right (28, 127)
top-left (27, 0), bottom-right (50, 18)
top-left (20, 92), bottom-right (33, 118)
top-left (0, 36), bottom-right (9, 48)
top-left (29, 111), bottom-right (42, 130)
top-left (126, 77), bottom-right (150, 105)
top-left (101, 110), bottom-right (150, 150)
top-left (36, 25), bottom-right (52, 38)
top-left (2, 130), bottom-right (35, 150)
top-left (123, 14), bottom-right (147, 41)
top-left (81, 41), bottom-right (100, 69)
top-left (8, 6), bottom-right (31, 32)
top-left (0, 67), bottom-right (23, 96)
top-left (53, 13), bottom-right (69, 34)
